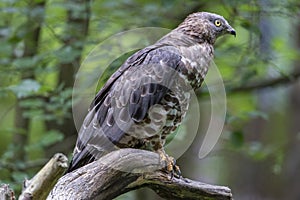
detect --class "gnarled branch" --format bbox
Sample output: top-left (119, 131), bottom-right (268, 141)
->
top-left (19, 153), bottom-right (68, 200)
top-left (48, 149), bottom-right (232, 200)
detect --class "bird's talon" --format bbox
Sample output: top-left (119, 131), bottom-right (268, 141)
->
top-left (160, 153), bottom-right (167, 162)
top-left (167, 163), bottom-right (173, 172)
top-left (157, 150), bottom-right (182, 178)
top-left (173, 165), bottom-right (181, 178)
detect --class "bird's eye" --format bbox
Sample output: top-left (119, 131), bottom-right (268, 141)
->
top-left (214, 19), bottom-right (222, 27)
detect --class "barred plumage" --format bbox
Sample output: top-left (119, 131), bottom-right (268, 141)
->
top-left (67, 12), bottom-right (235, 173)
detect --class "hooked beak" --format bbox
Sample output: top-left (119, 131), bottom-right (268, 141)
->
top-left (227, 27), bottom-right (236, 37)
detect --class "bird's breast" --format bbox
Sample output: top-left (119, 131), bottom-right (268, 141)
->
top-left (178, 43), bottom-right (214, 89)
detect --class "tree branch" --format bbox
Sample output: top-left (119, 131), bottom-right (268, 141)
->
top-left (48, 149), bottom-right (232, 200)
top-left (19, 153), bottom-right (68, 200)
top-left (197, 70), bottom-right (300, 97)
top-left (139, 173), bottom-right (232, 200)
top-left (227, 70), bottom-right (300, 93)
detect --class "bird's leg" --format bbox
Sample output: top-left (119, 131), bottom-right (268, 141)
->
top-left (155, 144), bottom-right (181, 178)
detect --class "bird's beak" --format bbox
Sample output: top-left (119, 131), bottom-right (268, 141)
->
top-left (227, 27), bottom-right (236, 37)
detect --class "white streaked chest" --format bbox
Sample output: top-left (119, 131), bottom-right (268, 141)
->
top-left (178, 43), bottom-right (214, 89)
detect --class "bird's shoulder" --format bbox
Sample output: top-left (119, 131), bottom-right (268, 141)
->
top-left (90, 45), bottom-right (183, 109)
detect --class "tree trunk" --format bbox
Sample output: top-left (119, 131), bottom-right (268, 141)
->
top-left (12, 0), bottom-right (46, 163)
top-left (45, 0), bottom-right (91, 156)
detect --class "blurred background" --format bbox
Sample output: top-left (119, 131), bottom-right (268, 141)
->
top-left (0, 0), bottom-right (299, 199)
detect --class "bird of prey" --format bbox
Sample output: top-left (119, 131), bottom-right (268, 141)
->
top-left (67, 12), bottom-right (236, 174)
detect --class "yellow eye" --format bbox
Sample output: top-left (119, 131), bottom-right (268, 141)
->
top-left (214, 19), bottom-right (222, 27)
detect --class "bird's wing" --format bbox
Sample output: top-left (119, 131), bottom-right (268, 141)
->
top-left (67, 45), bottom-right (186, 172)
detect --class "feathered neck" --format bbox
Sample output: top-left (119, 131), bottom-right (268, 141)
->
top-left (156, 29), bottom-right (211, 48)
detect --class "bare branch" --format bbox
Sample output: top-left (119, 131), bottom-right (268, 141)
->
top-left (227, 70), bottom-right (300, 93)
top-left (139, 173), bottom-right (232, 200)
top-left (197, 70), bottom-right (300, 97)
top-left (19, 153), bottom-right (68, 200)
top-left (48, 149), bottom-right (232, 200)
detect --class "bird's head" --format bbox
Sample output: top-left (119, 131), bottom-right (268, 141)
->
top-left (176, 12), bottom-right (236, 44)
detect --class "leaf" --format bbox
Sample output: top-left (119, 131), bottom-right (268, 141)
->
top-left (54, 46), bottom-right (81, 63)
top-left (12, 171), bottom-right (28, 182)
top-left (40, 130), bottom-right (64, 146)
top-left (12, 56), bottom-right (40, 70)
top-left (230, 130), bottom-right (244, 149)
top-left (8, 79), bottom-right (41, 98)
top-left (247, 142), bottom-right (272, 161)
top-left (25, 130), bottom-right (64, 152)
top-left (247, 110), bottom-right (269, 120)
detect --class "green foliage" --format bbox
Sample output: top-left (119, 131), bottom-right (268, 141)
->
top-left (18, 87), bottom-right (73, 123)
top-left (54, 46), bottom-right (82, 64)
top-left (26, 130), bottom-right (64, 152)
top-left (229, 130), bottom-right (244, 149)
top-left (8, 79), bottom-right (41, 98)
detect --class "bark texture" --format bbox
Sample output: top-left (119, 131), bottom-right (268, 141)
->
top-left (19, 153), bottom-right (68, 200)
top-left (48, 149), bottom-right (232, 200)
